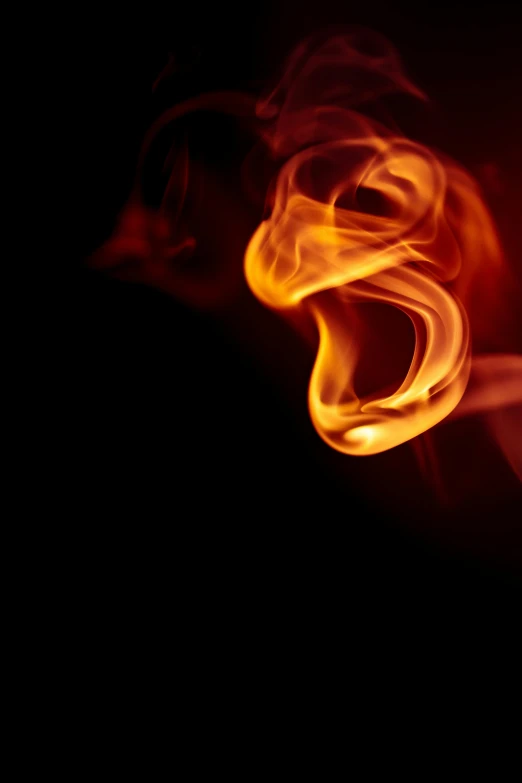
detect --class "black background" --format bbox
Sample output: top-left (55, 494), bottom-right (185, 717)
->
top-left (55, 0), bottom-right (522, 666)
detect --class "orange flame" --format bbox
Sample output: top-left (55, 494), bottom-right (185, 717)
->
top-left (88, 30), bottom-right (522, 475)
top-left (245, 32), bottom-right (522, 457)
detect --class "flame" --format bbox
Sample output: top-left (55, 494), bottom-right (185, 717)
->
top-left (244, 32), bottom-right (520, 457)
top-left (88, 29), bottom-right (522, 473)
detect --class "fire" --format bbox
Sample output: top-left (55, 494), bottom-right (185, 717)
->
top-left (244, 32), bottom-right (522, 457)
top-left (90, 30), bottom-right (522, 472)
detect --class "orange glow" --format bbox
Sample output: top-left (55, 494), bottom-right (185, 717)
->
top-left (244, 32), bottom-right (519, 456)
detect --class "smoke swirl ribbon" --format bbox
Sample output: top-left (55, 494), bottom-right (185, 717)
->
top-left (245, 32), bottom-right (519, 457)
